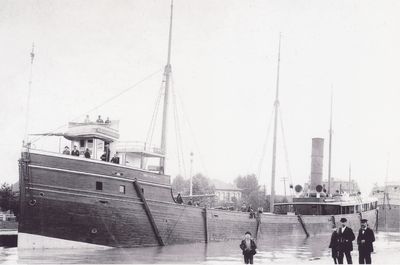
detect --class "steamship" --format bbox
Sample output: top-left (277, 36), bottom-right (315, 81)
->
top-left (18, 2), bottom-right (379, 249)
top-left (371, 182), bottom-right (400, 232)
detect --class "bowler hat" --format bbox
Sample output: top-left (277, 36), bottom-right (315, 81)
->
top-left (340, 217), bottom-right (347, 223)
top-left (245, 231), bottom-right (252, 235)
top-left (361, 219), bottom-right (368, 223)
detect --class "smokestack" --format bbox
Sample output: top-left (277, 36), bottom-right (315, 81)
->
top-left (310, 138), bottom-right (324, 191)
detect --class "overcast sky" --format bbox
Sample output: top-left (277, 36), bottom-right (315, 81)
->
top-left (1, 0), bottom-right (399, 195)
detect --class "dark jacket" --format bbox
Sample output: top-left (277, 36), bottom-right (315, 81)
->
top-left (329, 230), bottom-right (339, 249)
top-left (357, 228), bottom-right (375, 253)
top-left (337, 226), bottom-right (355, 252)
top-left (71, 149), bottom-right (80, 156)
top-left (240, 239), bottom-right (257, 256)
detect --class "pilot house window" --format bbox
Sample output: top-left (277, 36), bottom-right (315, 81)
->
top-left (119, 185), bottom-right (126, 194)
top-left (96, 181), bottom-right (103, 191)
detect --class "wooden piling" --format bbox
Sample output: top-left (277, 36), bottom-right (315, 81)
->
top-left (133, 180), bottom-right (165, 246)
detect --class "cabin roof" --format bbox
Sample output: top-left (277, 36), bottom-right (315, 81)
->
top-left (64, 122), bottom-right (120, 142)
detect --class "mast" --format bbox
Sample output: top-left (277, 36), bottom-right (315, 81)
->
top-left (270, 34), bottom-right (281, 213)
top-left (189, 152), bottom-right (194, 196)
top-left (23, 43), bottom-right (35, 147)
top-left (348, 163), bottom-right (351, 194)
top-left (327, 91), bottom-right (333, 194)
top-left (160, 0), bottom-right (174, 174)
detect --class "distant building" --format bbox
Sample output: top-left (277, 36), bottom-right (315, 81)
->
top-left (212, 179), bottom-right (242, 202)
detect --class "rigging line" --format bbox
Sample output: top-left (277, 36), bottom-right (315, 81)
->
top-left (172, 84), bottom-right (182, 175)
top-left (24, 43), bottom-right (35, 145)
top-left (145, 77), bottom-right (165, 146)
top-left (30, 68), bottom-right (163, 145)
top-left (255, 107), bottom-right (275, 181)
top-left (175, 88), bottom-right (209, 177)
top-left (278, 108), bottom-right (293, 196)
top-left (171, 73), bottom-right (187, 178)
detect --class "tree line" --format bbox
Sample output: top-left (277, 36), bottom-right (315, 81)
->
top-left (0, 182), bottom-right (19, 216)
top-left (172, 173), bottom-right (287, 211)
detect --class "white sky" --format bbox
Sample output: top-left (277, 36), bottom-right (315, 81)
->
top-left (1, 0), bottom-right (400, 195)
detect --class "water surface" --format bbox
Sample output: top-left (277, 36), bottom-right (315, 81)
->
top-left (1, 232), bottom-right (399, 264)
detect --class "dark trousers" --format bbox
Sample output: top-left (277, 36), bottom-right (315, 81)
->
top-left (358, 251), bottom-right (371, 264)
top-left (244, 254), bottom-right (254, 264)
top-left (332, 248), bottom-right (338, 264)
top-left (338, 251), bottom-right (353, 264)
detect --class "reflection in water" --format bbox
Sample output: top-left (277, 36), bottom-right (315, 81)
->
top-left (1, 232), bottom-right (399, 264)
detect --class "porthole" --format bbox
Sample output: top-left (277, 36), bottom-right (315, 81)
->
top-left (28, 199), bottom-right (37, 206)
top-left (39, 192), bottom-right (44, 197)
top-left (91, 228), bottom-right (98, 234)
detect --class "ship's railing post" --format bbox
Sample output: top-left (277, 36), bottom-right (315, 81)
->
top-left (132, 179), bottom-right (165, 246)
top-left (203, 207), bottom-right (208, 243)
top-left (331, 215), bottom-right (336, 228)
top-left (255, 213), bottom-right (261, 240)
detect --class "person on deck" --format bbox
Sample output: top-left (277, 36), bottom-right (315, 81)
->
top-left (357, 219), bottom-right (375, 264)
top-left (337, 218), bottom-right (355, 264)
top-left (241, 203), bottom-right (247, 212)
top-left (329, 227), bottom-right (339, 264)
top-left (104, 144), bottom-right (110, 162)
top-left (96, 115), bottom-right (104, 123)
top-left (84, 115), bottom-right (90, 123)
top-left (240, 231), bottom-right (257, 264)
top-left (105, 117), bottom-right (111, 124)
top-left (100, 152), bottom-right (107, 161)
top-left (176, 193), bottom-right (183, 204)
top-left (62, 146), bottom-right (70, 155)
top-left (71, 146), bottom-right (80, 156)
top-left (84, 148), bottom-right (91, 158)
top-left (110, 153), bottom-right (120, 164)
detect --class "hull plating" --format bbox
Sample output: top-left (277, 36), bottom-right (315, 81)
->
top-left (19, 151), bottom-right (378, 248)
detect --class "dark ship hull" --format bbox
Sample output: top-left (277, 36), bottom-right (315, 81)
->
top-left (19, 150), bottom-right (378, 249)
top-left (378, 207), bottom-right (400, 232)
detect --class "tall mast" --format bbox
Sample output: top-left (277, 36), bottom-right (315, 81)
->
top-left (327, 91), bottom-right (333, 194)
top-left (348, 163), bottom-right (351, 194)
top-left (270, 33), bottom-right (281, 213)
top-left (160, 0), bottom-right (174, 174)
top-left (23, 42), bottom-right (35, 147)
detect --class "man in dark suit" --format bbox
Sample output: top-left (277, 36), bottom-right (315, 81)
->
top-left (337, 217), bottom-right (355, 264)
top-left (329, 227), bottom-right (339, 264)
top-left (71, 145), bottom-right (80, 156)
top-left (357, 219), bottom-right (375, 264)
top-left (240, 231), bottom-right (257, 264)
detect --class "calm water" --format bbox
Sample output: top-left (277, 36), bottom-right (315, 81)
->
top-left (1, 232), bottom-right (400, 264)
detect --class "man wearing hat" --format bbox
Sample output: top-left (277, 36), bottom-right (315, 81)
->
top-left (71, 145), bottom-right (80, 156)
top-left (337, 217), bottom-right (355, 264)
top-left (357, 219), bottom-right (375, 264)
top-left (239, 231), bottom-right (257, 264)
top-left (62, 146), bottom-right (70, 155)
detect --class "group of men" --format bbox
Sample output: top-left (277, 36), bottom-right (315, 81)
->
top-left (62, 145), bottom-right (83, 156)
top-left (84, 115), bottom-right (111, 124)
top-left (238, 218), bottom-right (375, 265)
top-left (62, 145), bottom-right (119, 164)
top-left (329, 217), bottom-right (375, 264)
